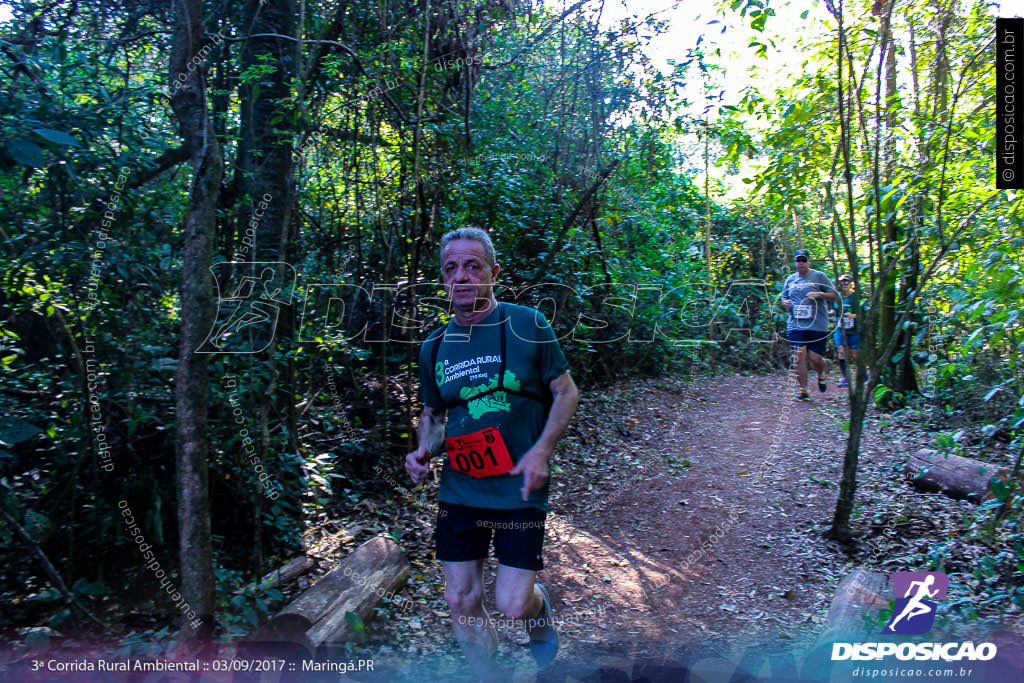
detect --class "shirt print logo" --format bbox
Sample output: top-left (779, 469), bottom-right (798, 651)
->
top-left (461, 369), bottom-right (521, 418)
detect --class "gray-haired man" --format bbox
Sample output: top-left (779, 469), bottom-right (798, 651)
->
top-left (405, 227), bottom-right (578, 676)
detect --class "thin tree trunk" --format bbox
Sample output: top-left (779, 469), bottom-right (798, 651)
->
top-left (704, 129), bottom-right (712, 283)
top-left (829, 0), bottom-right (861, 543)
top-left (169, 0), bottom-right (223, 643)
top-left (832, 385), bottom-right (866, 542)
top-left (237, 0), bottom-right (296, 264)
top-left (897, 231), bottom-right (921, 392)
top-left (407, 0), bottom-right (431, 450)
top-left (876, 2), bottom-right (897, 382)
top-left (237, 0), bottom-right (297, 571)
top-left (792, 208), bottom-right (803, 250)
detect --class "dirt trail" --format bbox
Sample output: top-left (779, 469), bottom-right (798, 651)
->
top-left (370, 373), bottom-right (860, 679)
top-left (539, 374), bottom-right (852, 658)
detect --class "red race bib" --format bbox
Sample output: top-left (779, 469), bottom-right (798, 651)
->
top-left (446, 427), bottom-right (514, 478)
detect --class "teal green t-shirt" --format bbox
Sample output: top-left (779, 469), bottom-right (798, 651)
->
top-left (834, 292), bottom-right (858, 333)
top-left (418, 303), bottom-right (570, 511)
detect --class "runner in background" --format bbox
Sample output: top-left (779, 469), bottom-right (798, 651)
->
top-left (780, 249), bottom-right (838, 400)
top-left (832, 274), bottom-right (868, 387)
top-left (406, 227), bottom-right (578, 678)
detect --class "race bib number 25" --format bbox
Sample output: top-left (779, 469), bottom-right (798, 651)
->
top-left (446, 427), bottom-right (514, 477)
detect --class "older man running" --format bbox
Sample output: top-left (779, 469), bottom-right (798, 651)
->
top-left (406, 226), bottom-right (578, 677)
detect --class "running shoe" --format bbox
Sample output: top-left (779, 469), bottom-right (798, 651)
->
top-left (528, 583), bottom-right (559, 668)
top-left (817, 375), bottom-right (827, 393)
top-left (794, 389), bottom-right (811, 401)
top-left (838, 377), bottom-right (848, 387)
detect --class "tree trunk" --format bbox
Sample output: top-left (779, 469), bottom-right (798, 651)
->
top-left (169, 0), bottom-right (224, 644)
top-left (792, 208), bottom-right (803, 250)
top-left (235, 0), bottom-right (298, 573)
top-left (896, 235), bottom-right (921, 393)
top-left (236, 0), bottom-right (296, 264)
top-left (704, 129), bottom-right (712, 283)
top-left (877, 3), bottom-right (899, 386)
top-left (888, 1), bottom-right (917, 394)
top-left (831, 385), bottom-right (866, 542)
top-left (829, 0), bottom-right (863, 544)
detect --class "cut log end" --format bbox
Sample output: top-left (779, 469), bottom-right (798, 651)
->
top-left (256, 535), bottom-right (411, 648)
top-left (819, 569), bottom-right (889, 641)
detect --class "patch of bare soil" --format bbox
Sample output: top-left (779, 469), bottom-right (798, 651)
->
top-left (339, 373), bottom-right (857, 679)
top-left (315, 372), bottom-right (1022, 680)
top-left (539, 375), bottom-right (854, 654)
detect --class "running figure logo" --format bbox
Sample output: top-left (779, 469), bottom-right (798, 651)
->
top-left (883, 571), bottom-right (948, 635)
top-left (197, 262), bottom-right (295, 353)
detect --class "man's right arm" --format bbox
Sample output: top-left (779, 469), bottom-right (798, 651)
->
top-left (779, 276), bottom-right (792, 310)
top-left (406, 404), bottom-right (446, 484)
top-left (417, 404), bottom-right (446, 456)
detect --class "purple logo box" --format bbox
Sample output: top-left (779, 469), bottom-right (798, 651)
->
top-left (891, 571), bottom-right (948, 600)
top-left (883, 571), bottom-right (948, 635)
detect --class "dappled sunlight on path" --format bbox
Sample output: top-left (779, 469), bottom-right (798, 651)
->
top-left (542, 373), bottom-right (855, 661)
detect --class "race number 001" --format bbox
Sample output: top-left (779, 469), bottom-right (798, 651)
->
top-left (453, 446), bottom-right (499, 473)
top-left (446, 427), bottom-right (514, 478)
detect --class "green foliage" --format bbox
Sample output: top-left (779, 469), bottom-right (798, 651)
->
top-left (344, 610), bottom-right (366, 637)
top-left (1, 0), bottom-right (1020, 643)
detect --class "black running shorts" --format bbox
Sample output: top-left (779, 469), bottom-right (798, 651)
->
top-left (435, 502), bottom-right (547, 571)
top-left (788, 328), bottom-right (827, 356)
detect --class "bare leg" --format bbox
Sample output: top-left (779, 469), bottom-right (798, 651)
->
top-left (795, 345), bottom-right (809, 388)
top-left (494, 564), bottom-right (543, 623)
top-left (496, 564), bottom-right (559, 669)
top-left (837, 344), bottom-right (848, 381)
top-left (809, 349), bottom-right (826, 377)
top-left (442, 560), bottom-right (507, 681)
top-left (850, 348), bottom-right (864, 380)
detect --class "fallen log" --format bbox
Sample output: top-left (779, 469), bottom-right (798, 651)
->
top-left (234, 555), bottom-right (315, 596)
top-left (803, 569), bottom-right (889, 680)
top-left (819, 569), bottom-right (889, 641)
top-left (903, 449), bottom-right (1007, 503)
top-left (253, 536), bottom-right (410, 648)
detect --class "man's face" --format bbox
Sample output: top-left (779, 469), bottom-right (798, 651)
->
top-left (795, 256), bottom-right (810, 275)
top-left (441, 238), bottom-right (499, 311)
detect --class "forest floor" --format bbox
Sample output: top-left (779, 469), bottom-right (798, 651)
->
top-left (328, 371), bottom-right (1022, 680)
top-left (10, 371), bottom-right (1020, 680)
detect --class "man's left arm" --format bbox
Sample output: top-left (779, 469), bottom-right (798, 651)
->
top-left (809, 273), bottom-right (838, 302)
top-left (508, 371), bottom-right (579, 501)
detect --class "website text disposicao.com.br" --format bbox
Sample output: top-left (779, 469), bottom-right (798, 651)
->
top-left (849, 664), bottom-right (978, 678)
top-left (833, 640), bottom-right (996, 679)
